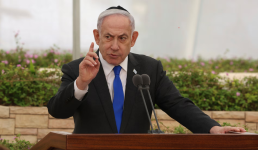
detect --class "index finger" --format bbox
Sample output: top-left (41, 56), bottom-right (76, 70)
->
top-left (227, 127), bottom-right (245, 132)
top-left (89, 42), bottom-right (94, 52)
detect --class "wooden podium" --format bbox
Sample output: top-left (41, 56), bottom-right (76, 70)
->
top-left (31, 131), bottom-right (258, 150)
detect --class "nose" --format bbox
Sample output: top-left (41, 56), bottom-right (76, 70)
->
top-left (111, 39), bottom-right (119, 50)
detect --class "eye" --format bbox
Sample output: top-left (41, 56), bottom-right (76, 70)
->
top-left (106, 36), bottom-right (110, 39)
top-left (120, 37), bottom-right (127, 40)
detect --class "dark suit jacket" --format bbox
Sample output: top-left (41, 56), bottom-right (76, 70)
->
top-left (47, 51), bottom-right (220, 134)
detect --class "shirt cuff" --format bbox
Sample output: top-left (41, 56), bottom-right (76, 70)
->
top-left (74, 80), bottom-right (88, 101)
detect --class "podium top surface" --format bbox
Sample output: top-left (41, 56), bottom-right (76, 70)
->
top-left (31, 132), bottom-right (258, 150)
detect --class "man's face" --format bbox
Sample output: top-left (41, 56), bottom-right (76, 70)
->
top-left (93, 14), bottom-right (138, 66)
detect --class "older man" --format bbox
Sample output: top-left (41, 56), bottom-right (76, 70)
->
top-left (47, 6), bottom-right (245, 134)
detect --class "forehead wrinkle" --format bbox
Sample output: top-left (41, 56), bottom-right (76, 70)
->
top-left (101, 15), bottom-right (132, 35)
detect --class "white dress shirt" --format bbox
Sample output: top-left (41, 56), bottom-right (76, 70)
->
top-left (74, 52), bottom-right (128, 101)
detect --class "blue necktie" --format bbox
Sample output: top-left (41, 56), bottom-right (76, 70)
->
top-left (113, 65), bottom-right (124, 133)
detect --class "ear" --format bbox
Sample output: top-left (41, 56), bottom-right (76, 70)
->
top-left (93, 29), bottom-right (100, 45)
top-left (131, 31), bottom-right (139, 47)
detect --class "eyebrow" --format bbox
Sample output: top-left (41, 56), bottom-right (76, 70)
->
top-left (119, 34), bottom-right (128, 37)
top-left (105, 33), bottom-right (114, 37)
top-left (105, 33), bottom-right (128, 37)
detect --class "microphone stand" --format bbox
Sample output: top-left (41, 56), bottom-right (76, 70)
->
top-left (143, 85), bottom-right (164, 133)
top-left (133, 74), bottom-right (163, 134)
top-left (138, 85), bottom-right (155, 133)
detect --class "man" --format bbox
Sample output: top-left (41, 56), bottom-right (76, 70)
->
top-left (47, 6), bottom-right (245, 134)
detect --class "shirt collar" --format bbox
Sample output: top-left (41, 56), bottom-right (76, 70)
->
top-left (99, 51), bottom-right (128, 76)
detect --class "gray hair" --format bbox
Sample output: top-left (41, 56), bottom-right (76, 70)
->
top-left (97, 9), bottom-right (135, 35)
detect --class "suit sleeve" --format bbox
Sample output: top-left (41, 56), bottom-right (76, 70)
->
top-left (47, 63), bottom-right (86, 119)
top-left (154, 61), bottom-right (220, 133)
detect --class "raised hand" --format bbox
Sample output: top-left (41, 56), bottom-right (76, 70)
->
top-left (76, 42), bottom-right (100, 90)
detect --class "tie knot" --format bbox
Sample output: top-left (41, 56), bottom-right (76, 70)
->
top-left (113, 66), bottom-right (122, 75)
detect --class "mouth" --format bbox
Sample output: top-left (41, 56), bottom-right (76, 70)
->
top-left (109, 54), bottom-right (119, 58)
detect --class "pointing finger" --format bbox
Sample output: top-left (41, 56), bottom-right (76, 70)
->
top-left (89, 42), bottom-right (94, 52)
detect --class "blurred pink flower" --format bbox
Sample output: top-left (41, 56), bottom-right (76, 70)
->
top-left (248, 57), bottom-right (252, 60)
top-left (6, 51), bottom-right (10, 54)
top-left (178, 65), bottom-right (182, 69)
top-left (26, 59), bottom-right (30, 64)
top-left (31, 59), bottom-right (35, 63)
top-left (200, 62), bottom-right (205, 66)
top-left (236, 92), bottom-right (240, 96)
top-left (249, 68), bottom-right (254, 71)
top-left (211, 71), bottom-right (216, 74)
top-left (191, 59), bottom-right (195, 63)
top-left (54, 59), bottom-right (58, 63)
top-left (0, 138), bottom-right (2, 140)
top-left (209, 60), bottom-right (212, 64)
top-left (29, 54), bottom-right (33, 58)
top-left (34, 54), bottom-right (38, 59)
top-left (15, 31), bottom-right (19, 38)
top-left (22, 67), bottom-right (24, 69)
top-left (13, 137), bottom-right (17, 139)
top-left (54, 52), bottom-right (60, 55)
top-left (19, 59), bottom-right (21, 62)
top-left (17, 64), bottom-right (21, 67)
top-left (50, 49), bottom-right (54, 53)
top-left (1, 60), bottom-right (8, 64)
top-left (230, 61), bottom-right (233, 65)
top-left (245, 70), bottom-right (247, 72)
top-left (1, 70), bottom-right (4, 74)
top-left (203, 99), bottom-right (206, 101)
top-left (226, 73), bottom-right (228, 76)
top-left (215, 66), bottom-right (219, 69)
top-left (164, 56), bottom-right (170, 62)
top-left (184, 64), bottom-right (187, 67)
top-left (43, 53), bottom-right (47, 57)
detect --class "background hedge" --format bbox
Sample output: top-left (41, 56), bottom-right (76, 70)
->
top-left (1, 42), bottom-right (258, 110)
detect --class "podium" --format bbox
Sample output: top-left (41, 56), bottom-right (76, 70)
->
top-left (31, 131), bottom-right (258, 150)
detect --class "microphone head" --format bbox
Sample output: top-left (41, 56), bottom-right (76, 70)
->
top-left (142, 74), bottom-right (151, 86)
top-left (132, 74), bottom-right (143, 87)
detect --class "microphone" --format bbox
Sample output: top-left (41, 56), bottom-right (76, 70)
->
top-left (142, 74), bottom-right (163, 133)
top-left (132, 74), bottom-right (155, 133)
top-left (132, 74), bottom-right (143, 90)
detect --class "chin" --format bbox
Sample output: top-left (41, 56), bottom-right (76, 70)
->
top-left (107, 59), bottom-right (121, 66)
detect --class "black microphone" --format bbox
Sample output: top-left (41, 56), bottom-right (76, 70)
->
top-left (142, 74), bottom-right (163, 133)
top-left (132, 74), bottom-right (155, 133)
top-left (132, 74), bottom-right (143, 90)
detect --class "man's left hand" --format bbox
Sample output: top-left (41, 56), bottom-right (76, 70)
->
top-left (210, 126), bottom-right (246, 134)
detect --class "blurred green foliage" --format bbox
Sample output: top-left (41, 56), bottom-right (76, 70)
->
top-left (169, 70), bottom-right (258, 111)
top-left (159, 54), bottom-right (258, 73)
top-left (0, 62), bottom-right (62, 106)
top-left (0, 134), bottom-right (35, 150)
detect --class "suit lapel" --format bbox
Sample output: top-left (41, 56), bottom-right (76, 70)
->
top-left (93, 50), bottom-right (118, 133)
top-left (120, 53), bottom-right (140, 133)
